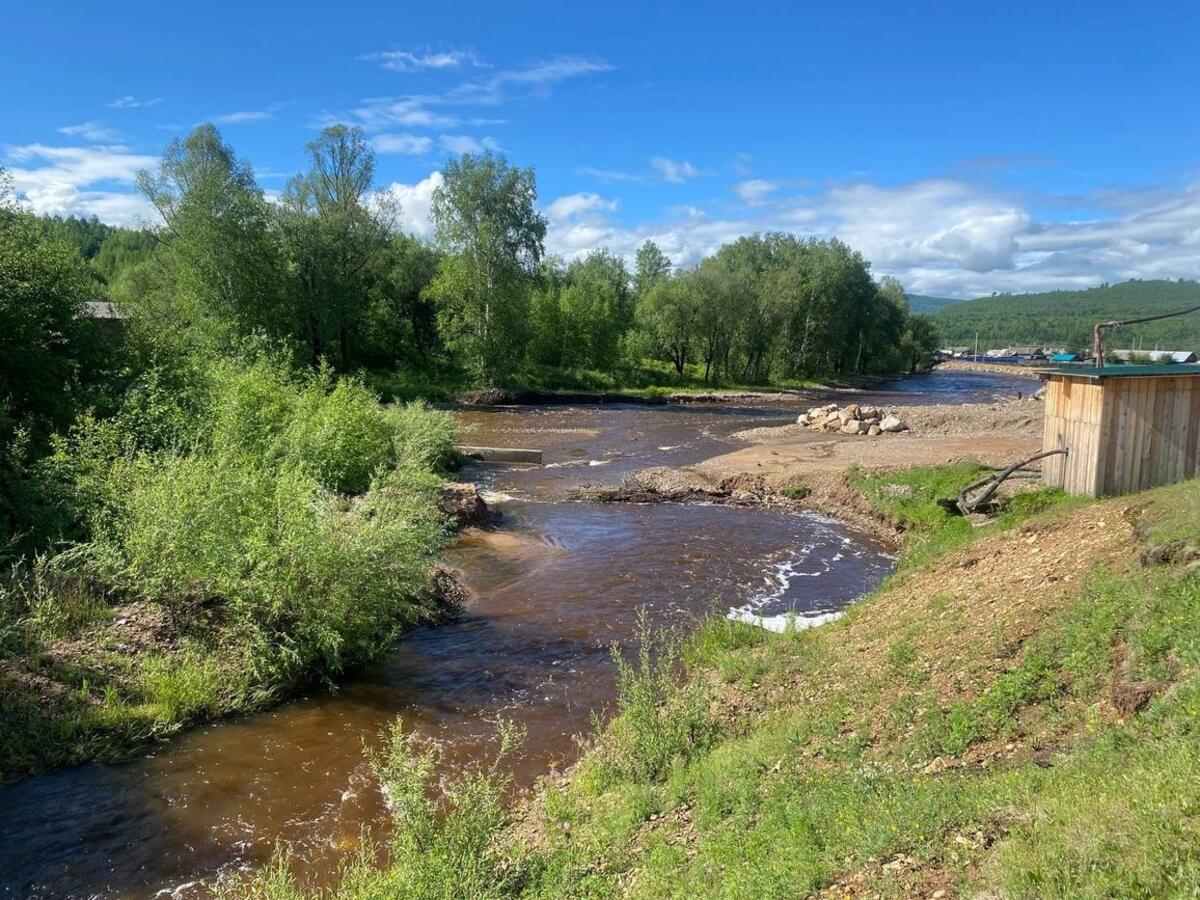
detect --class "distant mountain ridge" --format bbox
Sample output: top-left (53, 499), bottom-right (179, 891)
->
top-left (929, 280), bottom-right (1200, 350)
top-left (906, 293), bottom-right (961, 314)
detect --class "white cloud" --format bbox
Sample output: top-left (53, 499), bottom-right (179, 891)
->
top-left (545, 192), bottom-right (619, 223)
top-left (365, 48), bottom-right (487, 72)
top-left (4, 143), bottom-right (156, 225)
top-left (733, 179), bottom-right (777, 205)
top-left (577, 165), bottom-right (644, 183)
top-left (371, 133), bottom-right (434, 155)
top-left (541, 174), bottom-right (1200, 297)
top-left (58, 121), bottom-right (122, 143)
top-left (651, 157), bottom-right (702, 184)
top-left (438, 134), bottom-right (501, 155)
top-left (333, 56), bottom-right (610, 133)
top-left (334, 99), bottom-right (461, 131)
top-left (210, 109), bottom-right (274, 125)
top-left (376, 171), bottom-right (444, 239)
top-left (445, 56), bottom-right (611, 106)
top-left (108, 95), bottom-right (164, 109)
top-left (818, 180), bottom-right (1030, 274)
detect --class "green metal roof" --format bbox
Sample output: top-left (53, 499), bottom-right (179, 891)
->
top-left (1035, 364), bottom-right (1200, 379)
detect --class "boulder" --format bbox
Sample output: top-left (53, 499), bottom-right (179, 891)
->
top-left (822, 417), bottom-right (842, 432)
top-left (796, 413), bottom-right (810, 426)
top-left (841, 419), bottom-right (869, 435)
top-left (837, 404), bottom-right (861, 423)
top-left (438, 483), bottom-right (489, 528)
top-left (879, 415), bottom-right (909, 433)
top-left (868, 424), bottom-right (882, 436)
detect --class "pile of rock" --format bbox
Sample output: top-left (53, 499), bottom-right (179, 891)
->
top-left (796, 403), bottom-right (909, 437)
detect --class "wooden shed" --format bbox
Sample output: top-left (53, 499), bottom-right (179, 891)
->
top-left (1039, 365), bottom-right (1200, 496)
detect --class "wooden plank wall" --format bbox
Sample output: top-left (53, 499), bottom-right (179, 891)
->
top-left (1042, 374), bottom-right (1200, 496)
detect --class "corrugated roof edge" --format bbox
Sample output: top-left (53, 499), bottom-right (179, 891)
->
top-left (1034, 364), bottom-right (1200, 379)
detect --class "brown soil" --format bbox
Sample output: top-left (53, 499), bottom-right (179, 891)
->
top-left (439, 482), bottom-right (491, 529)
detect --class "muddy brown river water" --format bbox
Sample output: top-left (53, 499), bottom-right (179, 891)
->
top-left (0, 370), bottom-right (1035, 898)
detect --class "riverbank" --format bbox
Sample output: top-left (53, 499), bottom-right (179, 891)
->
top-left (935, 358), bottom-right (1046, 378)
top-left (366, 360), bottom-right (919, 407)
top-left (236, 465), bottom-right (1200, 898)
top-left (0, 555), bottom-right (472, 784)
top-left (573, 395), bottom-right (1047, 544)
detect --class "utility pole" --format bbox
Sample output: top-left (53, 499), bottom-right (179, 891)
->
top-left (1092, 303), bottom-right (1200, 368)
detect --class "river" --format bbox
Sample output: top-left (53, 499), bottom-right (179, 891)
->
top-left (0, 369), bottom-right (1035, 899)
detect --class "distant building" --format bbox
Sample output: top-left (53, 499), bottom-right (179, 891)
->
top-left (84, 300), bottom-right (125, 320)
top-left (1112, 349), bottom-right (1197, 364)
top-left (1050, 352), bottom-right (1083, 363)
top-left (1011, 346), bottom-right (1047, 360)
top-left (82, 300), bottom-right (126, 338)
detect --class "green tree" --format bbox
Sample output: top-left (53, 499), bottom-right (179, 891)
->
top-left (137, 124), bottom-right (291, 350)
top-left (0, 170), bottom-right (108, 551)
top-left (281, 125), bottom-right (393, 367)
top-left (634, 240), bottom-right (672, 298)
top-left (636, 273), bottom-right (696, 375)
top-left (427, 152), bottom-right (547, 383)
top-left (361, 234), bottom-right (443, 365)
top-left (559, 250), bottom-right (632, 368)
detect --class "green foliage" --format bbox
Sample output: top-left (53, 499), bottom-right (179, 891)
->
top-left (77, 355), bottom-right (452, 681)
top-left (779, 481), bottom-right (811, 500)
top-left (428, 152), bottom-right (547, 382)
top-left (635, 234), bottom-right (938, 385)
top-left (602, 609), bottom-right (717, 783)
top-left (0, 175), bottom-right (119, 555)
top-left (933, 278), bottom-right (1200, 349)
top-left (138, 125), bottom-right (292, 351)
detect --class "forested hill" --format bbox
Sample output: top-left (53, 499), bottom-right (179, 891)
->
top-left (932, 280), bottom-right (1200, 350)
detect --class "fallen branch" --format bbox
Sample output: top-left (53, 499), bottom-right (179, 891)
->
top-left (952, 448), bottom-right (1069, 515)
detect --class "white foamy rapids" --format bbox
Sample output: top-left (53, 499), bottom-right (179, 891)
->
top-left (480, 489), bottom-right (518, 503)
top-left (726, 524), bottom-right (876, 632)
top-left (727, 608), bottom-right (844, 634)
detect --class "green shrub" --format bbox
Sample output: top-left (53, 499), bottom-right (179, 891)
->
top-left (284, 374), bottom-right (395, 494)
top-left (384, 400), bottom-right (459, 472)
top-left (605, 610), bottom-right (717, 783)
top-left (96, 452), bottom-right (444, 681)
top-left (780, 481), bottom-right (811, 501)
top-left (139, 648), bottom-right (230, 721)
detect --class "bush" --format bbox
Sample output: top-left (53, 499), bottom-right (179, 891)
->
top-left (604, 610), bottom-right (717, 783)
top-left (95, 452), bottom-right (444, 682)
top-left (283, 375), bottom-right (395, 494)
top-left (385, 400), bottom-right (459, 472)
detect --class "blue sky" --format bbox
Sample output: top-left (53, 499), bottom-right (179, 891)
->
top-left (4, 0), bottom-right (1198, 296)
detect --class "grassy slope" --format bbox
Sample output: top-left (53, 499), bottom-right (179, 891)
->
top-left (932, 279), bottom-right (1200, 349)
top-left (236, 466), bottom-right (1200, 898)
top-left (524, 475), bottom-right (1199, 898)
